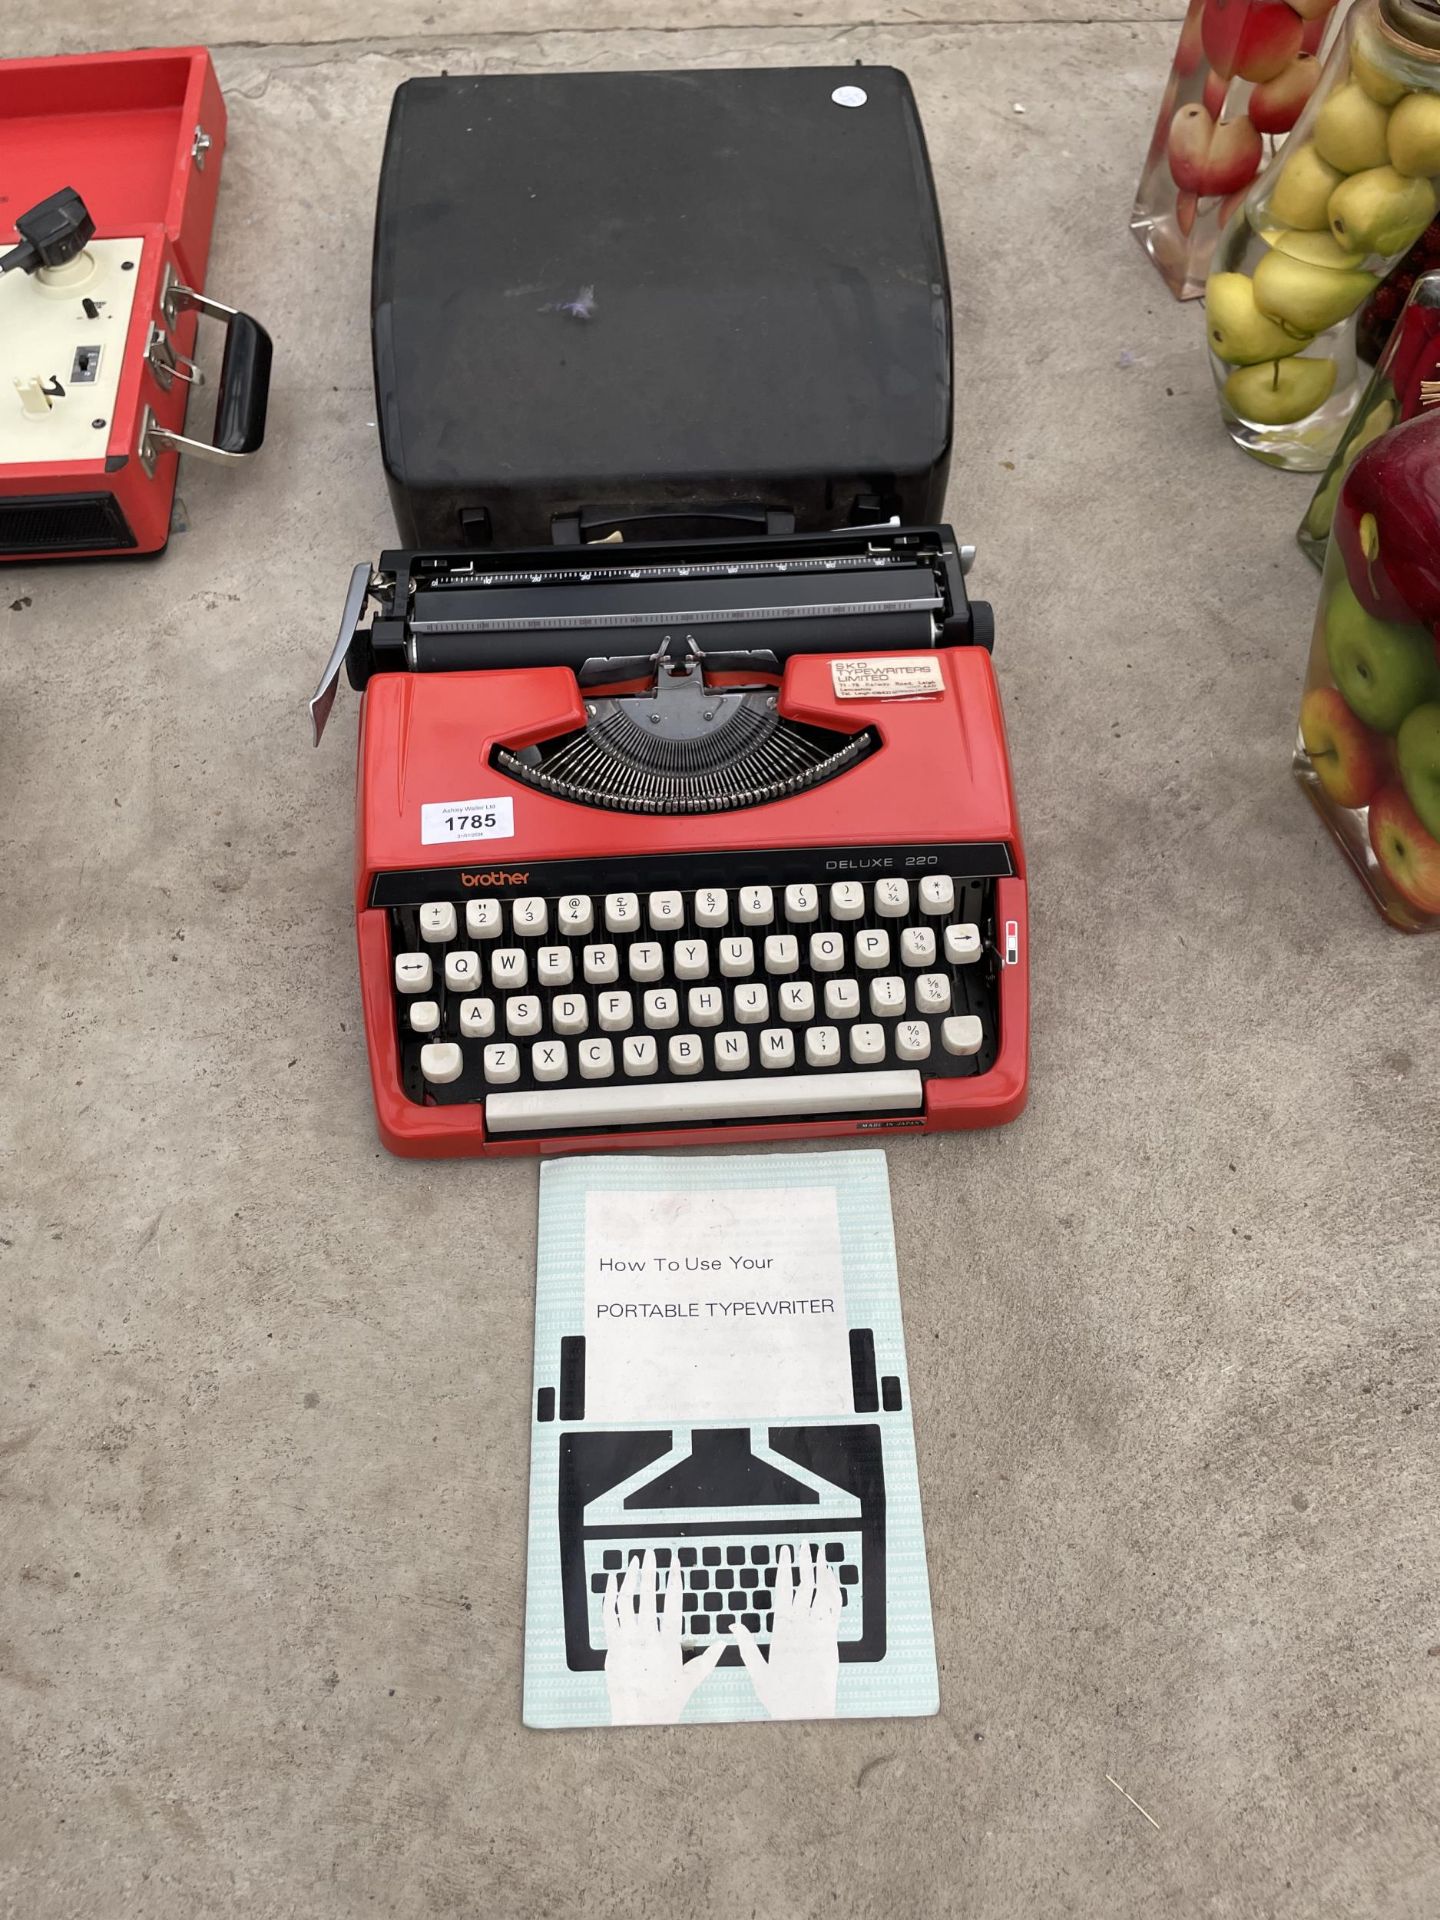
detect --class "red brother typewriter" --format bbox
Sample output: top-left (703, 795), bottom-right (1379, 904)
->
top-left (312, 66), bottom-right (1028, 1156)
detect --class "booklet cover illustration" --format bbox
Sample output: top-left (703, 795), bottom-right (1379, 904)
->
top-left (523, 1151), bottom-right (939, 1728)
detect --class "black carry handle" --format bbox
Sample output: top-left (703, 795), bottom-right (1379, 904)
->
top-left (213, 312), bottom-right (272, 456)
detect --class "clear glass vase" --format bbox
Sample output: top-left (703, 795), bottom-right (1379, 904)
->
top-left (1298, 267), bottom-right (1440, 558)
top-left (1132, 0), bottom-right (1344, 300)
top-left (1206, 0), bottom-right (1440, 469)
top-left (1293, 409), bottom-right (1440, 929)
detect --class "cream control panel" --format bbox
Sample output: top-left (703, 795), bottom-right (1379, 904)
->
top-left (0, 237), bottom-right (143, 467)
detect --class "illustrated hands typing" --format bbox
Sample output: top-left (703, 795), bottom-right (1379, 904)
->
top-left (728, 1543), bottom-right (842, 1720)
top-left (602, 1547), bottom-right (728, 1725)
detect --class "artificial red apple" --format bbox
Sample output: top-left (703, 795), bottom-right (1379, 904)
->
top-left (1169, 103), bottom-right (1215, 193)
top-left (1332, 412), bottom-right (1440, 624)
top-left (1249, 53), bottom-right (1320, 135)
top-left (1299, 685), bottom-right (1388, 807)
top-left (1299, 11), bottom-right (1329, 56)
top-left (1204, 68), bottom-right (1231, 121)
top-left (1396, 701), bottom-right (1440, 839)
top-left (1203, 0), bottom-right (1303, 83)
top-left (1203, 114), bottom-right (1264, 194)
top-left (1368, 783), bottom-right (1440, 914)
top-left (1176, 0), bottom-right (1207, 76)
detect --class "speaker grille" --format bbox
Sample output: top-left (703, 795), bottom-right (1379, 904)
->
top-left (0, 492), bottom-right (136, 555)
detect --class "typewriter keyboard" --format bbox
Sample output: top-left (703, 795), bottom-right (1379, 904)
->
top-left (584, 1534), bottom-right (864, 1648)
top-left (384, 868), bottom-right (1002, 1135)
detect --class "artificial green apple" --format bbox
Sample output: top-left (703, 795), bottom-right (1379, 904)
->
top-left (1368, 784), bottom-right (1440, 915)
top-left (1396, 701), bottom-right (1440, 839)
top-left (1224, 354), bottom-right (1336, 422)
top-left (1301, 396), bottom-right (1396, 545)
top-left (1206, 272), bottom-right (1312, 364)
top-left (1349, 23), bottom-right (1410, 109)
top-left (1324, 576), bottom-right (1439, 731)
top-left (1314, 84), bottom-right (1392, 175)
top-left (1386, 91), bottom-right (1440, 179)
top-left (1266, 228), bottom-right (1365, 270)
top-left (1269, 142), bottom-right (1344, 228)
top-left (1328, 165), bottom-right (1438, 256)
top-left (1300, 685), bottom-right (1389, 808)
top-left (1253, 248), bottom-right (1377, 332)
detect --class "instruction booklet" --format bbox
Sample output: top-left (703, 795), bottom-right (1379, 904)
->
top-left (523, 1150), bottom-right (939, 1728)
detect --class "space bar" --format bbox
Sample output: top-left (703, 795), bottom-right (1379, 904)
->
top-left (484, 1070), bottom-right (924, 1135)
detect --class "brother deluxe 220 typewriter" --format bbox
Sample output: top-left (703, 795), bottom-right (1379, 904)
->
top-left (311, 67), bottom-right (1028, 1156)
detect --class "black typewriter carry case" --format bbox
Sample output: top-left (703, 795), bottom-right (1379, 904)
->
top-left (371, 66), bottom-right (953, 549)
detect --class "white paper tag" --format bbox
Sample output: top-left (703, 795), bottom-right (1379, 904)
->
top-left (420, 796), bottom-right (515, 846)
top-left (830, 656), bottom-right (945, 699)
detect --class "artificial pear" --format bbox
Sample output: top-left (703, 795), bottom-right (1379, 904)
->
top-left (1206, 273), bottom-right (1313, 364)
top-left (1328, 164), bottom-right (1438, 256)
top-left (1224, 355), bottom-right (1337, 424)
top-left (1349, 24), bottom-right (1409, 109)
top-left (1387, 91), bottom-right (1440, 179)
top-left (1269, 143), bottom-right (1344, 228)
top-left (1313, 83), bottom-right (1392, 174)
top-left (1253, 248), bottom-right (1378, 332)
top-left (1266, 227), bottom-right (1366, 268)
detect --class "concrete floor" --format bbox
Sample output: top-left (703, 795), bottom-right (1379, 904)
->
top-left (2, 3), bottom-right (1438, 1916)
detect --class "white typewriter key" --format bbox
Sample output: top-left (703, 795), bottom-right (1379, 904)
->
top-left (537, 945), bottom-right (574, 988)
top-left (598, 991), bottom-right (633, 1033)
top-left (513, 897), bottom-right (548, 937)
top-left (850, 1022), bottom-right (887, 1066)
top-left (459, 996), bottom-right (496, 1038)
top-left (805, 1025), bottom-right (842, 1068)
top-left (739, 886), bottom-right (774, 926)
top-left (583, 943), bottom-right (620, 985)
top-left (483, 1043), bottom-right (520, 1085)
top-left (764, 934), bottom-right (799, 976)
top-left (830, 881), bottom-right (865, 921)
top-left (824, 978), bottom-right (861, 1021)
top-left (605, 893), bottom-right (641, 934)
top-left (895, 1020), bottom-right (932, 1062)
top-left (694, 888), bottom-right (729, 929)
top-left (668, 1034), bottom-right (704, 1076)
top-left (715, 1031), bottom-right (751, 1073)
top-left (673, 940), bottom-right (709, 981)
top-left (419, 902), bottom-right (458, 944)
top-left (913, 972), bottom-right (952, 1015)
top-left (410, 999), bottom-right (441, 1034)
top-left (558, 895), bottom-right (594, 938)
top-left (942, 1015), bottom-right (984, 1056)
top-left (687, 986), bottom-right (723, 1028)
top-left (809, 931), bottom-right (844, 973)
top-left (579, 1038), bottom-right (615, 1081)
top-left (394, 952), bottom-right (433, 995)
top-left (420, 1042), bottom-right (463, 1084)
top-left (644, 988), bottom-right (680, 1031)
top-left (734, 982), bottom-right (769, 1025)
top-left (490, 947), bottom-right (528, 989)
top-left (649, 891), bottom-right (684, 932)
top-left (784, 883), bottom-right (819, 923)
top-left (719, 937), bottom-right (754, 978)
top-left (552, 993), bottom-right (588, 1036)
top-left (875, 878), bottom-right (910, 918)
top-left (444, 950), bottom-right (482, 993)
top-left (944, 923), bottom-right (982, 966)
top-left (466, 899), bottom-right (503, 940)
top-left (532, 1040), bottom-right (568, 1084)
top-left (506, 996), bottom-right (543, 1038)
top-left (855, 928), bottom-right (891, 970)
top-left (869, 975), bottom-right (906, 1018)
top-left (623, 1035), bottom-right (659, 1077)
top-left (627, 941), bottom-right (665, 984)
top-left (760, 1027), bottom-right (796, 1069)
top-left (778, 980), bottom-right (815, 1023)
top-left (901, 927), bottom-right (937, 968)
top-left (919, 875), bottom-right (955, 917)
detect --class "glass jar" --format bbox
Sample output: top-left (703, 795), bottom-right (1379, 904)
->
top-left (1132, 0), bottom-right (1344, 300)
top-left (1298, 267), bottom-right (1440, 558)
top-left (1206, 0), bottom-right (1440, 469)
top-left (1294, 409), bottom-right (1440, 929)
